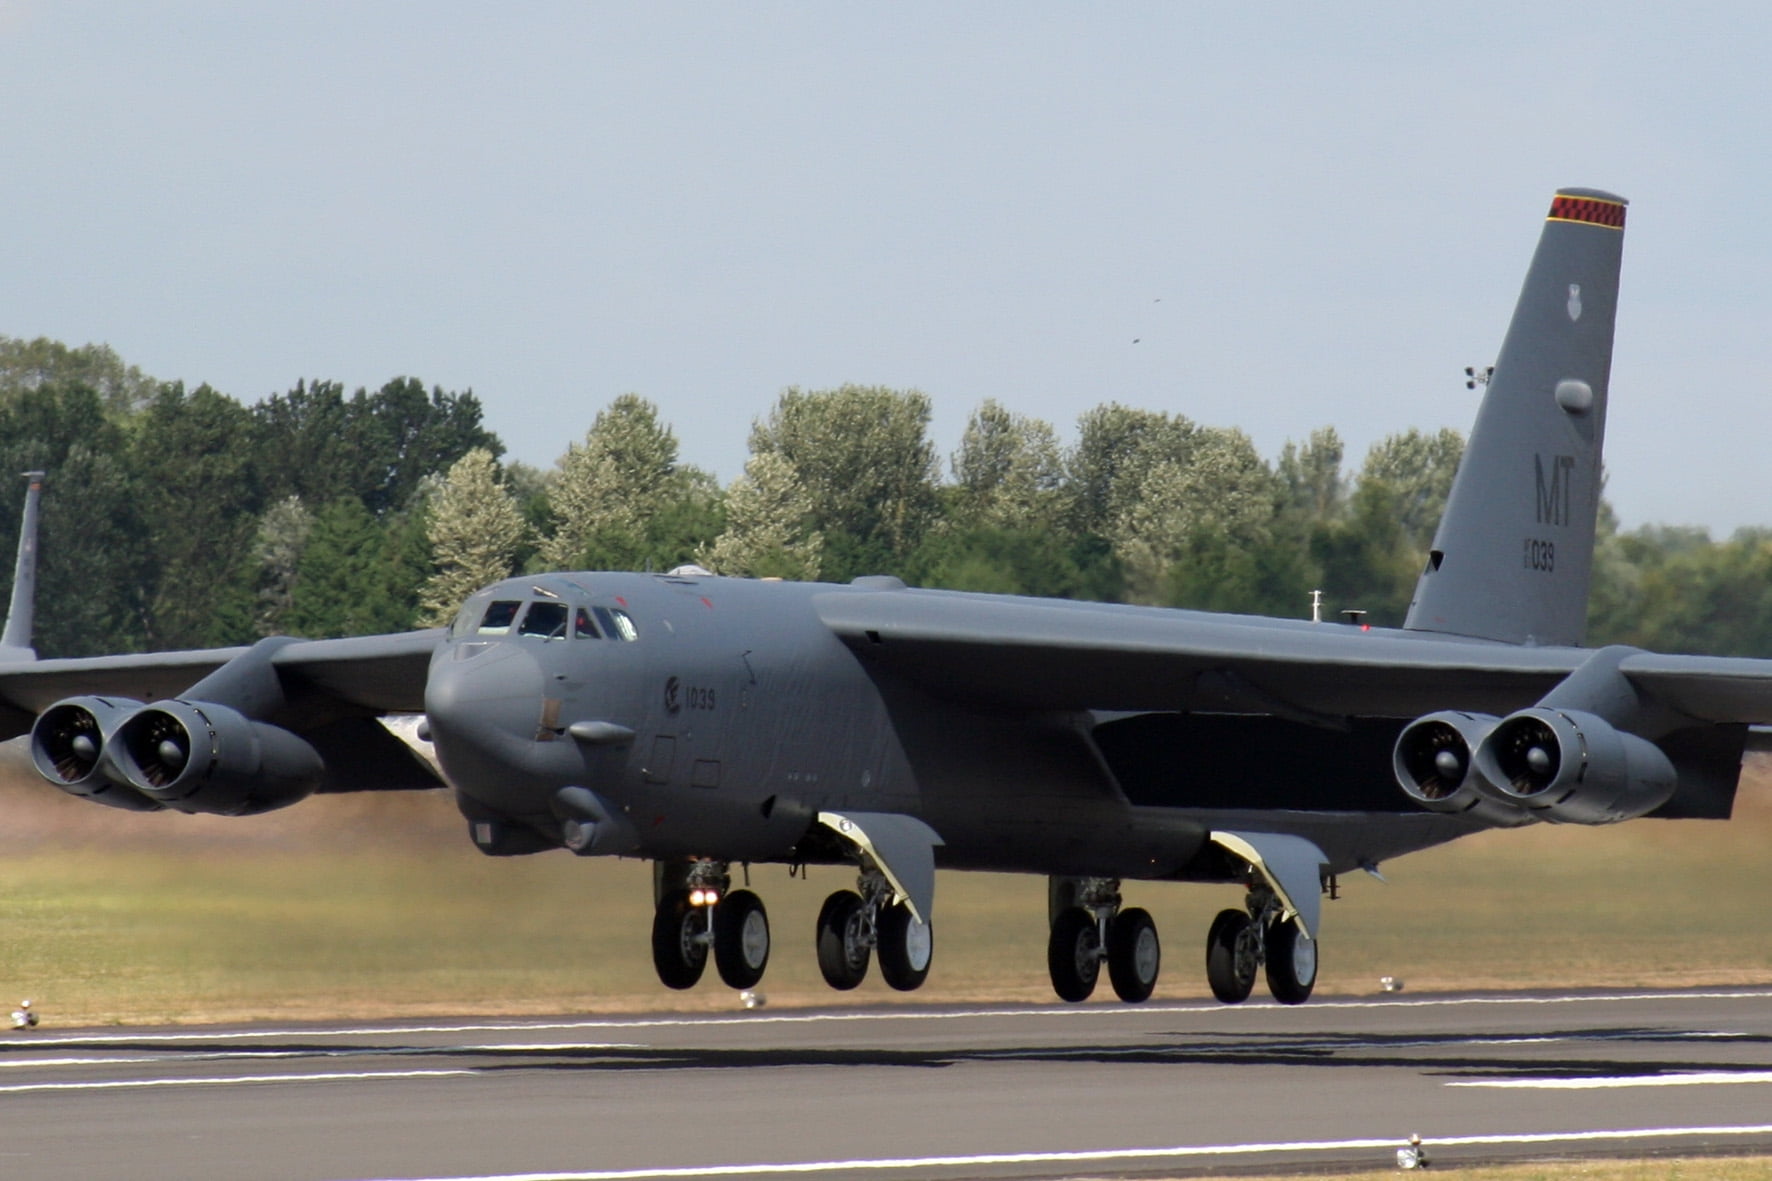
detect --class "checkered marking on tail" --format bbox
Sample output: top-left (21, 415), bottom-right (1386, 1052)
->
top-left (1548, 194), bottom-right (1626, 229)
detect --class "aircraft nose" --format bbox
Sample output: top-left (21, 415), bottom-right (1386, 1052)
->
top-left (424, 642), bottom-right (546, 747)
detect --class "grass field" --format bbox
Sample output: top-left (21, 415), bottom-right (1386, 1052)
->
top-left (5, 748), bottom-right (1772, 1025)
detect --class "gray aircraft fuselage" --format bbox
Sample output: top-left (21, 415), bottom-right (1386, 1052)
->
top-left (426, 571), bottom-right (1484, 885)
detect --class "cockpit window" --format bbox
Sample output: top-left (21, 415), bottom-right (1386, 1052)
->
top-left (477, 600), bottom-right (522, 635)
top-left (594, 605), bottom-right (638, 641)
top-left (450, 598), bottom-right (488, 640)
top-left (518, 600), bottom-right (570, 639)
top-left (574, 607), bottom-right (600, 639)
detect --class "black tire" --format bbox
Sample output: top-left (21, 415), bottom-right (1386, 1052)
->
top-left (1264, 916), bottom-right (1318, 1005)
top-left (815, 890), bottom-right (870, 990)
top-left (1107, 907), bottom-right (1160, 1003)
top-left (651, 889), bottom-right (707, 990)
top-left (1205, 908), bottom-right (1257, 1004)
top-left (877, 902), bottom-right (933, 992)
top-left (1046, 906), bottom-right (1101, 1003)
top-left (713, 888), bottom-right (770, 990)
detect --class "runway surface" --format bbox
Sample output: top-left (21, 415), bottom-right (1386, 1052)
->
top-left (4, 988), bottom-right (1772, 1181)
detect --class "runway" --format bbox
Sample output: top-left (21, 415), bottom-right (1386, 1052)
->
top-left (4, 988), bottom-right (1772, 1181)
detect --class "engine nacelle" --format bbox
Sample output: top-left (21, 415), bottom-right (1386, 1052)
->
top-left (1391, 710), bottom-right (1532, 826)
top-left (28, 696), bottom-right (162, 812)
top-left (107, 699), bottom-right (325, 816)
top-left (1473, 707), bottom-right (1676, 824)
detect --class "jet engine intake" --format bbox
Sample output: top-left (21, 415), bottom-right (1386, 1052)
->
top-left (1391, 710), bottom-right (1531, 826)
top-left (1473, 707), bottom-right (1676, 824)
top-left (28, 695), bottom-right (161, 811)
top-left (108, 700), bottom-right (325, 816)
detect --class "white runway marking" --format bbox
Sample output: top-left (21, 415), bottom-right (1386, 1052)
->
top-left (0, 1068), bottom-right (473, 1095)
top-left (5, 986), bottom-right (1769, 1048)
top-left (1453, 1070), bottom-right (1772, 1089)
top-left (357, 1123), bottom-right (1772, 1181)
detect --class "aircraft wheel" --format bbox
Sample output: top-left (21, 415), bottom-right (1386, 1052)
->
top-left (877, 902), bottom-right (932, 992)
top-left (1046, 906), bottom-right (1101, 1002)
top-left (1205, 908), bottom-right (1258, 1004)
top-left (1264, 917), bottom-right (1317, 1005)
top-left (651, 889), bottom-right (708, 990)
top-left (1107, 906), bottom-right (1160, 1003)
top-left (713, 888), bottom-right (770, 990)
top-left (815, 890), bottom-right (870, 990)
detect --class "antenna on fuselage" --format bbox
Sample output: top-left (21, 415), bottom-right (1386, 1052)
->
top-left (0, 471), bottom-right (45, 662)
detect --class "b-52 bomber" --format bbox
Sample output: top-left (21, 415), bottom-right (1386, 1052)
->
top-left (8, 187), bottom-right (1766, 1007)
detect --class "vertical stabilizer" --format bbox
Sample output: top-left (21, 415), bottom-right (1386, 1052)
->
top-left (0, 471), bottom-right (45, 662)
top-left (1404, 189), bottom-right (1627, 646)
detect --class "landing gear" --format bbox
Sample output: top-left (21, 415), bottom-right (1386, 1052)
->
top-left (815, 869), bottom-right (934, 992)
top-left (713, 888), bottom-right (771, 990)
top-left (1203, 886), bottom-right (1318, 1005)
top-left (877, 901), bottom-right (933, 992)
top-left (815, 889), bottom-right (870, 990)
top-left (1046, 878), bottom-right (1162, 1003)
top-left (1107, 907), bottom-right (1160, 1003)
top-left (1264, 916), bottom-right (1317, 1005)
top-left (1047, 907), bottom-right (1101, 1002)
top-left (651, 889), bottom-right (707, 990)
top-left (1205, 908), bottom-right (1258, 1003)
top-left (650, 860), bottom-right (772, 992)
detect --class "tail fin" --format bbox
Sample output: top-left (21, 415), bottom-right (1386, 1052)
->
top-left (0, 471), bottom-right (45, 662)
top-left (1404, 188), bottom-right (1627, 647)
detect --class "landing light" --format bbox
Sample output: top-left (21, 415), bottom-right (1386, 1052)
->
top-left (689, 888), bottom-right (720, 907)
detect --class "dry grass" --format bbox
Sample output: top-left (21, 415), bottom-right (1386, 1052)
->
top-left (4, 743), bottom-right (1772, 1024)
top-left (1175, 1159), bottom-right (1772, 1181)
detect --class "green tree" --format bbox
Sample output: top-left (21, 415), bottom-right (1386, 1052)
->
top-left (0, 336), bottom-right (159, 415)
top-left (251, 496), bottom-right (314, 637)
top-left (132, 383), bottom-right (263, 648)
top-left (538, 394), bottom-right (717, 571)
top-left (419, 448), bottom-right (529, 625)
top-left (950, 400), bottom-right (1064, 531)
top-left (1314, 428), bottom-right (1465, 625)
top-left (0, 383), bottom-right (149, 655)
top-left (1589, 525), bottom-right (1772, 657)
top-left (748, 385), bottom-right (940, 579)
top-left (1276, 427), bottom-right (1346, 526)
top-left (700, 451), bottom-right (823, 580)
top-left (283, 499), bottom-right (426, 638)
top-left (1063, 403), bottom-right (1198, 540)
top-left (1117, 427), bottom-right (1278, 606)
top-left (253, 377), bottom-right (501, 516)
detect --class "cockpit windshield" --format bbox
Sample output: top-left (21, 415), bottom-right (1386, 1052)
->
top-left (450, 596), bottom-right (638, 644)
top-left (476, 600), bottom-right (522, 635)
top-left (517, 600), bottom-right (569, 639)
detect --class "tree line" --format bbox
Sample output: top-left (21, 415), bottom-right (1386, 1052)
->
top-left (0, 335), bottom-right (1761, 659)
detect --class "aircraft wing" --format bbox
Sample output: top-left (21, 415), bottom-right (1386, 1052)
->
top-left (815, 590), bottom-right (1772, 724)
top-left (1613, 653), bottom-right (1772, 724)
top-left (0, 629), bottom-right (440, 739)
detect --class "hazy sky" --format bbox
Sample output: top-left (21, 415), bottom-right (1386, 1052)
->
top-left (3, 3), bottom-right (1768, 532)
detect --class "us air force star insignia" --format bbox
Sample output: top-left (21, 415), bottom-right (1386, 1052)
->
top-left (1567, 283), bottom-right (1583, 322)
